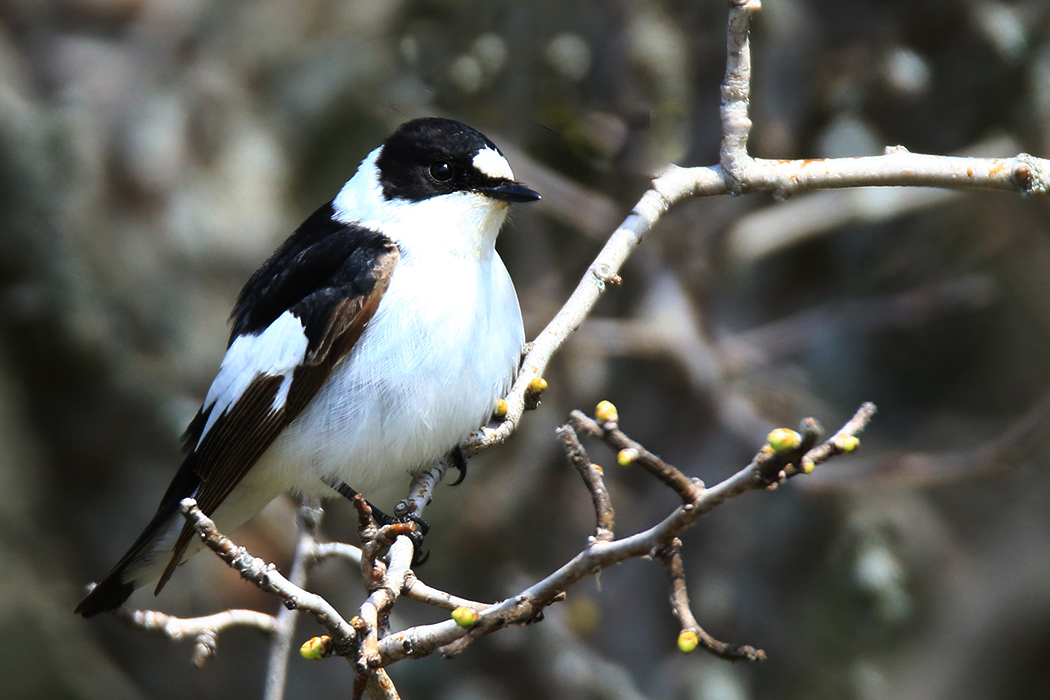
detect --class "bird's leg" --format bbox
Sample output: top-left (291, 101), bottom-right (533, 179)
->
top-left (322, 477), bottom-right (430, 565)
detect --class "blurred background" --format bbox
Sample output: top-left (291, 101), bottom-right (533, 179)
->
top-left (3, 0), bottom-right (1050, 698)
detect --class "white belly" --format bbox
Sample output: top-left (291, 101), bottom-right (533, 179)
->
top-left (253, 249), bottom-right (524, 500)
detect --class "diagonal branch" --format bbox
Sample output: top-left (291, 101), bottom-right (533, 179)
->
top-left (375, 402), bottom-right (877, 666)
top-left (178, 499), bottom-right (357, 655)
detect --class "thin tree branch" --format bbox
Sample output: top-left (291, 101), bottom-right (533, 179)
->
top-left (402, 574), bottom-right (491, 612)
top-left (264, 499), bottom-right (323, 700)
top-left (309, 541), bottom-right (364, 567)
top-left (460, 167), bottom-right (727, 458)
top-left (114, 607), bottom-right (278, 668)
top-left (556, 424), bottom-right (615, 542)
top-left (567, 410), bottom-right (701, 501)
top-left (461, 0), bottom-right (1047, 472)
top-left (655, 538), bottom-right (765, 662)
top-left (130, 401), bottom-right (871, 680)
top-left (720, 0), bottom-right (760, 192)
top-left (178, 499), bottom-right (358, 655)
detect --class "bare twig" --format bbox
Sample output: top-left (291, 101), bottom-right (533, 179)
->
top-left (115, 607), bottom-right (278, 667)
top-left (655, 538), bottom-right (765, 662)
top-left (805, 392), bottom-right (1050, 488)
top-left (402, 574), bottom-right (491, 612)
top-left (720, 0), bottom-right (760, 192)
top-left (309, 541), bottom-right (364, 567)
top-left (715, 1), bottom-right (1047, 202)
top-left (567, 410), bottom-right (701, 501)
top-left (264, 499), bottom-right (323, 700)
top-left (356, 536), bottom-right (415, 673)
top-left (178, 499), bottom-right (357, 655)
top-left (152, 400), bottom-right (871, 679)
top-left (556, 424), bottom-right (615, 542)
top-left (350, 466), bottom-right (447, 688)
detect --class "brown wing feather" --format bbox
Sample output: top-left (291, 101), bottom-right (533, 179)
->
top-left (155, 246), bottom-right (398, 591)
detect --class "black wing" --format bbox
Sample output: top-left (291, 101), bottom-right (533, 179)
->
top-left (77, 203), bottom-right (398, 615)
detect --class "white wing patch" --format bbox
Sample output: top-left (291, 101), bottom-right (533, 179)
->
top-left (197, 310), bottom-right (310, 446)
top-left (472, 147), bottom-right (514, 180)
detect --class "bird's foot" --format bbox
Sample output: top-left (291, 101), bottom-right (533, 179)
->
top-left (448, 446), bottom-right (468, 486)
top-left (390, 499), bottom-right (430, 566)
top-left (323, 477), bottom-right (430, 565)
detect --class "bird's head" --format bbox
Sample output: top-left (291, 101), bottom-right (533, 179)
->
top-left (334, 117), bottom-right (540, 258)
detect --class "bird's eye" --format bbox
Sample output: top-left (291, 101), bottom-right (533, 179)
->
top-left (429, 162), bottom-right (453, 182)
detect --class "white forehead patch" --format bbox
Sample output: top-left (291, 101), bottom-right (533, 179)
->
top-left (472, 147), bottom-right (514, 180)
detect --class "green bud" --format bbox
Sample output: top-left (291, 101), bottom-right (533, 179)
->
top-left (767, 428), bottom-right (801, 452)
top-left (595, 400), bottom-right (619, 423)
top-left (838, 435), bottom-right (860, 453)
top-left (451, 607), bottom-right (480, 628)
top-left (528, 377), bottom-right (548, 394)
top-left (493, 398), bottom-right (508, 419)
top-left (677, 630), bottom-right (699, 654)
top-left (300, 635), bottom-right (331, 660)
top-left (617, 448), bottom-right (638, 466)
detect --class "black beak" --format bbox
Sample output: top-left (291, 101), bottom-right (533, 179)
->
top-left (479, 180), bottom-right (541, 203)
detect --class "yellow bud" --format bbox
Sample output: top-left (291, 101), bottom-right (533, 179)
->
top-left (767, 428), bottom-right (801, 453)
top-left (838, 435), bottom-right (860, 453)
top-left (593, 464), bottom-right (604, 474)
top-left (677, 630), bottom-right (699, 654)
top-left (595, 400), bottom-right (619, 424)
top-left (801, 456), bottom-right (815, 474)
top-left (493, 398), bottom-right (508, 419)
top-left (528, 377), bottom-right (548, 394)
top-left (451, 606), bottom-right (480, 628)
top-left (617, 448), bottom-right (638, 466)
top-left (300, 635), bottom-right (331, 660)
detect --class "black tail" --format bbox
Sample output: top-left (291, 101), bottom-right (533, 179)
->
top-left (76, 464), bottom-right (201, 617)
top-left (75, 574), bottom-right (136, 618)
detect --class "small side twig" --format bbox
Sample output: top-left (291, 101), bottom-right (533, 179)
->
top-left (556, 424), bottom-right (615, 542)
top-left (403, 574), bottom-right (491, 612)
top-left (804, 402), bottom-right (878, 468)
top-left (115, 607), bottom-right (278, 667)
top-left (655, 538), bottom-right (766, 663)
top-left (264, 499), bottom-right (323, 700)
top-left (309, 541), bottom-right (364, 567)
top-left (567, 410), bottom-right (702, 501)
top-left (178, 499), bottom-right (357, 655)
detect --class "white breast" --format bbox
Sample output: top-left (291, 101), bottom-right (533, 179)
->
top-left (265, 245), bottom-right (522, 497)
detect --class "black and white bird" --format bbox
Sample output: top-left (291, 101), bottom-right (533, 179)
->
top-left (77, 117), bottom-right (539, 617)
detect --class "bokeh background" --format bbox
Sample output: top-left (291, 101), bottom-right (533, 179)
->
top-left (3, 0), bottom-right (1050, 698)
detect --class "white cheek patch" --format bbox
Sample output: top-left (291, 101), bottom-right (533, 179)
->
top-left (472, 147), bottom-right (514, 181)
top-left (197, 310), bottom-right (310, 446)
